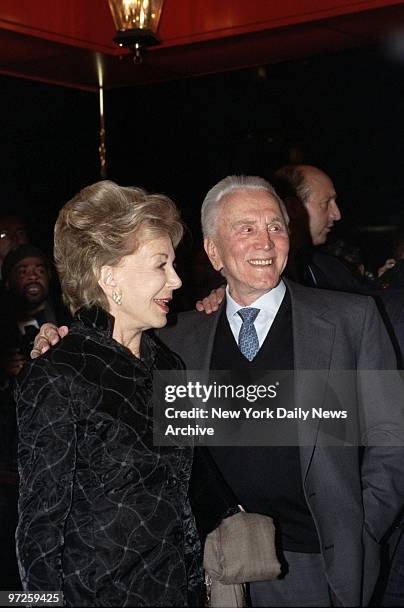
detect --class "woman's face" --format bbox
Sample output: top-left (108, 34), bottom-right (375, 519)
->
top-left (111, 234), bottom-right (181, 333)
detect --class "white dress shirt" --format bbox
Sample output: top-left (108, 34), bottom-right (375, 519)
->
top-left (226, 280), bottom-right (286, 348)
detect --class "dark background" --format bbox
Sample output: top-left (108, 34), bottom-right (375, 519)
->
top-left (1, 43), bottom-right (404, 276)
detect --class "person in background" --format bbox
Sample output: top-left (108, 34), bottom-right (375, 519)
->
top-left (322, 237), bottom-right (366, 281)
top-left (274, 164), bottom-right (340, 247)
top-left (0, 213), bottom-right (28, 283)
top-left (1, 245), bottom-right (70, 377)
top-left (0, 216), bottom-right (28, 591)
top-left (270, 164), bottom-right (370, 291)
top-left (15, 180), bottom-right (203, 607)
top-left (0, 213), bottom-right (29, 333)
top-left (378, 231), bottom-right (404, 289)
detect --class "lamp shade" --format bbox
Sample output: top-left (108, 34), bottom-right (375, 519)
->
top-left (108, 0), bottom-right (164, 35)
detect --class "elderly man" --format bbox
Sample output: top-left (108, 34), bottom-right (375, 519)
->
top-left (196, 165), bottom-right (362, 313)
top-left (34, 176), bottom-right (404, 607)
top-left (160, 175), bottom-right (404, 607)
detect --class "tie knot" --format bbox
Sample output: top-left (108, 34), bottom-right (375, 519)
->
top-left (238, 307), bottom-right (260, 324)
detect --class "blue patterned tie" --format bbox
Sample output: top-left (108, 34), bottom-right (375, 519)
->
top-left (238, 308), bottom-right (260, 361)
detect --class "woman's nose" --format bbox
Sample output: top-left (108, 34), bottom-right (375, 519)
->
top-left (168, 267), bottom-right (182, 289)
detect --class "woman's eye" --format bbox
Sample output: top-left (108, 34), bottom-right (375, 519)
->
top-left (158, 262), bottom-right (167, 269)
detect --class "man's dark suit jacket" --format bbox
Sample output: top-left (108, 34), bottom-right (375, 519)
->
top-left (158, 279), bottom-right (404, 607)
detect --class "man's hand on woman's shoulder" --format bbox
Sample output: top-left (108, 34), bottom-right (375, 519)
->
top-left (31, 324), bottom-right (69, 359)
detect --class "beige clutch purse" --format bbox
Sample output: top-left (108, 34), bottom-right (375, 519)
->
top-left (203, 512), bottom-right (281, 607)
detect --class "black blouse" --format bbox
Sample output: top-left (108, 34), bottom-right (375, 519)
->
top-left (15, 306), bottom-right (202, 607)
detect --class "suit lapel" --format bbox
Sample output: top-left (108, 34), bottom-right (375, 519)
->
top-left (287, 281), bottom-right (336, 478)
top-left (199, 306), bottom-right (223, 372)
top-left (178, 302), bottom-right (224, 377)
top-left (289, 281), bottom-right (336, 370)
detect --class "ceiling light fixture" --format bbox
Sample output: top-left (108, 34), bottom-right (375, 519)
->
top-left (108, 0), bottom-right (165, 63)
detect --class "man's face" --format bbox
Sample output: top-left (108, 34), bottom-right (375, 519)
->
top-left (8, 256), bottom-right (49, 308)
top-left (204, 188), bottom-right (289, 306)
top-left (0, 216), bottom-right (28, 261)
top-left (303, 169), bottom-right (341, 245)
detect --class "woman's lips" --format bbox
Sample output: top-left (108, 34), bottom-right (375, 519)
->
top-left (154, 298), bottom-right (171, 313)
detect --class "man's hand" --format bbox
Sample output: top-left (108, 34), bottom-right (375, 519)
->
top-left (31, 324), bottom-right (69, 359)
top-left (195, 286), bottom-right (226, 313)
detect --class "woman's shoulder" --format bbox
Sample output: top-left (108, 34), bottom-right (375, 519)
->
top-left (15, 327), bottom-right (102, 422)
top-left (17, 348), bottom-right (73, 395)
top-left (18, 328), bottom-right (89, 390)
top-left (15, 354), bottom-right (71, 425)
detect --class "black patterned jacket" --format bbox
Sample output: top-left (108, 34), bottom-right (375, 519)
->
top-left (15, 306), bottom-right (202, 607)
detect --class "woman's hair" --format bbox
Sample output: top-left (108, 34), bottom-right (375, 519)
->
top-left (54, 180), bottom-right (183, 314)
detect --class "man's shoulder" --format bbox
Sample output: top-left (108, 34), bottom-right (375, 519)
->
top-left (286, 279), bottom-right (374, 315)
top-left (157, 308), bottom-right (221, 361)
top-left (160, 309), bottom-right (216, 337)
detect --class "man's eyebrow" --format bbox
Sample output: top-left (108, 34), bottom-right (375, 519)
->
top-left (268, 215), bottom-right (285, 223)
top-left (152, 252), bottom-right (169, 258)
top-left (233, 218), bottom-right (257, 225)
top-left (232, 215), bottom-right (285, 225)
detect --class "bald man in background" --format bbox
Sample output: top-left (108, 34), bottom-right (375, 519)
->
top-left (271, 164), bottom-right (368, 291)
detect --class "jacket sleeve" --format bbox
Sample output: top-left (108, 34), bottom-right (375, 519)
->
top-left (189, 447), bottom-right (240, 543)
top-left (358, 297), bottom-right (404, 542)
top-left (15, 360), bottom-right (76, 594)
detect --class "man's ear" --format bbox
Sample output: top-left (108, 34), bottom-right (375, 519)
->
top-left (204, 237), bottom-right (223, 272)
top-left (98, 266), bottom-right (117, 295)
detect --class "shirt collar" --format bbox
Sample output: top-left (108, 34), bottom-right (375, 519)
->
top-left (226, 280), bottom-right (286, 320)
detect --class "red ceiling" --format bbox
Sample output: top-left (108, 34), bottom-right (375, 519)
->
top-left (0, 0), bottom-right (403, 91)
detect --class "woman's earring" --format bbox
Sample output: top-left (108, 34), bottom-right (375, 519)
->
top-left (112, 288), bottom-right (123, 305)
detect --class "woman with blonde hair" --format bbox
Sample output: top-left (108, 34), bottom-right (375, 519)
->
top-left (15, 180), bottom-right (202, 607)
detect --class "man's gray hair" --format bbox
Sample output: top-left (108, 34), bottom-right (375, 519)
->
top-left (201, 175), bottom-right (289, 238)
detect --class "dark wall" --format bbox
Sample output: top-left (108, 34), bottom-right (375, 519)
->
top-left (1, 44), bottom-right (403, 267)
top-left (106, 46), bottom-right (404, 242)
top-left (1, 78), bottom-right (99, 259)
